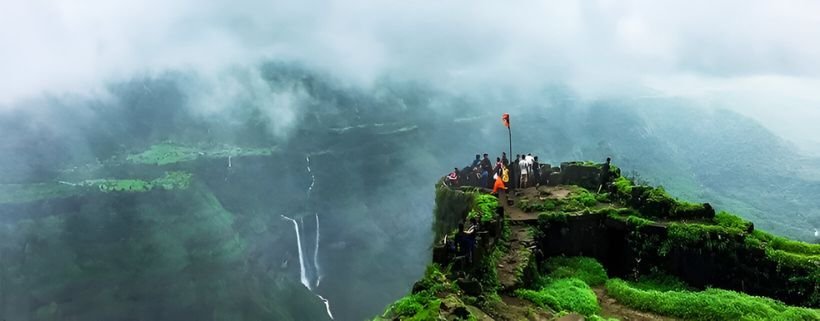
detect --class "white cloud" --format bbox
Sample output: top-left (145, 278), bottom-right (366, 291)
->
top-left (2, 0), bottom-right (820, 148)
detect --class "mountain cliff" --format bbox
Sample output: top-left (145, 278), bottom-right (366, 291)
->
top-left (375, 162), bottom-right (819, 321)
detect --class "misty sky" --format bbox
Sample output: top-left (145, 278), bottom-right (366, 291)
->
top-left (2, 0), bottom-right (820, 152)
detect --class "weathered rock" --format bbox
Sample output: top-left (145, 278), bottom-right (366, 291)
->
top-left (548, 172), bottom-right (563, 186)
top-left (556, 313), bottom-right (585, 321)
top-left (451, 306), bottom-right (470, 319)
top-left (432, 245), bottom-right (450, 265)
top-left (560, 162), bottom-right (602, 190)
top-left (456, 278), bottom-right (483, 296)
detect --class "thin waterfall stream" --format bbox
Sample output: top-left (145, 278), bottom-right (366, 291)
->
top-left (280, 215), bottom-right (310, 289)
top-left (279, 154), bottom-right (333, 319)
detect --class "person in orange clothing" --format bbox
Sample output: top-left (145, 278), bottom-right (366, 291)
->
top-left (492, 170), bottom-right (507, 195)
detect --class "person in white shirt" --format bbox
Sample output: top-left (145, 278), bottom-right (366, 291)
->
top-left (519, 157), bottom-right (529, 188)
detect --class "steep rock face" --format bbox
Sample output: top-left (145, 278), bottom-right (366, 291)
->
top-left (0, 155), bottom-right (332, 321)
top-left (0, 186), bottom-right (330, 321)
top-left (376, 162), bottom-right (819, 320)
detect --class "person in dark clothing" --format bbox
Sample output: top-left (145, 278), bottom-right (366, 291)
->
top-left (501, 152), bottom-right (509, 166)
top-left (510, 155), bottom-right (520, 191)
top-left (480, 154), bottom-right (492, 188)
top-left (455, 223), bottom-right (474, 264)
top-left (471, 154), bottom-right (481, 168)
top-left (598, 157), bottom-right (612, 193)
top-left (468, 166), bottom-right (480, 187)
top-left (495, 157), bottom-right (503, 176)
top-left (480, 154), bottom-right (492, 172)
top-left (533, 156), bottom-right (541, 186)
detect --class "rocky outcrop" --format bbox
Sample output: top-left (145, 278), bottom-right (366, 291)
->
top-left (536, 210), bottom-right (819, 307)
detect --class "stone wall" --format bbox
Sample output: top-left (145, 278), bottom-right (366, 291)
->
top-left (535, 213), bottom-right (818, 307)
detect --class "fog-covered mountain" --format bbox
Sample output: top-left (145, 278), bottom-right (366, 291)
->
top-left (0, 64), bottom-right (818, 321)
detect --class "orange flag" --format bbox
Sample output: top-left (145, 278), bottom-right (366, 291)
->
top-left (502, 113), bottom-right (510, 128)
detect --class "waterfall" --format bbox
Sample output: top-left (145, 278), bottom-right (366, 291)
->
top-left (287, 154), bottom-right (333, 320)
top-left (316, 294), bottom-right (334, 319)
top-left (314, 212), bottom-right (322, 288)
top-left (306, 155), bottom-right (315, 197)
top-left (281, 215), bottom-right (310, 289)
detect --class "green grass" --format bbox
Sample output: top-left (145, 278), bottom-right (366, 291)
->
top-left (751, 230), bottom-right (820, 256)
top-left (563, 189), bottom-right (598, 211)
top-left (83, 171), bottom-right (193, 193)
top-left (628, 185), bottom-right (713, 220)
top-left (628, 273), bottom-right (692, 292)
top-left (0, 183), bottom-right (81, 204)
top-left (666, 222), bottom-right (741, 249)
top-left (433, 183), bottom-right (474, 241)
top-left (605, 278), bottom-right (820, 321)
top-left (714, 211), bottom-right (753, 232)
top-left (126, 143), bottom-right (274, 165)
top-left (600, 208), bottom-right (654, 227)
top-left (587, 315), bottom-right (620, 321)
top-left (467, 193), bottom-right (499, 223)
top-left (126, 143), bottom-right (200, 165)
top-left (517, 257), bottom-right (611, 317)
top-left (0, 172), bottom-right (193, 204)
top-left (541, 256), bottom-right (608, 286)
top-left (516, 278), bottom-right (601, 316)
top-left (379, 265), bottom-right (462, 320)
top-left (521, 189), bottom-right (598, 213)
top-left (613, 176), bottom-right (633, 195)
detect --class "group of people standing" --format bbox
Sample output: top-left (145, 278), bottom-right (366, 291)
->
top-left (445, 152), bottom-right (544, 194)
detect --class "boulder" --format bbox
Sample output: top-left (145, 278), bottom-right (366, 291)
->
top-left (548, 172), bottom-right (563, 186)
top-left (560, 162), bottom-right (602, 189)
top-left (456, 278), bottom-right (483, 296)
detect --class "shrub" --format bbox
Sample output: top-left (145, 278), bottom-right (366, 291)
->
top-left (381, 264), bottom-right (454, 319)
top-left (605, 278), bottom-right (820, 321)
top-left (542, 256), bottom-right (608, 286)
top-left (519, 198), bottom-right (560, 212)
top-left (714, 211), bottom-right (753, 232)
top-left (625, 215), bottom-right (654, 228)
top-left (542, 199), bottom-right (559, 211)
top-left (667, 223), bottom-right (741, 249)
top-left (468, 193), bottom-right (499, 223)
top-left (433, 183), bottom-right (473, 241)
top-left (558, 189), bottom-right (598, 212)
top-left (516, 278), bottom-right (600, 316)
top-left (392, 293), bottom-right (426, 316)
top-left (537, 212), bottom-right (569, 226)
top-left (613, 176), bottom-right (633, 196)
top-left (630, 186), bottom-right (714, 220)
top-left (475, 245), bottom-right (503, 294)
top-left (629, 273), bottom-right (692, 292)
top-left (751, 230), bottom-right (820, 256)
top-left (671, 201), bottom-right (713, 219)
top-left (572, 190), bottom-right (598, 207)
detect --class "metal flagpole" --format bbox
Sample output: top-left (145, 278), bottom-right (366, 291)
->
top-left (506, 114), bottom-right (512, 191)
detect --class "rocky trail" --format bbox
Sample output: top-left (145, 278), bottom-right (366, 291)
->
top-left (486, 186), bottom-right (678, 321)
top-left (594, 288), bottom-right (679, 321)
top-left (497, 223), bottom-right (534, 291)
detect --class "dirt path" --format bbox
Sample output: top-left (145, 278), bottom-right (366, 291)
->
top-left (593, 287), bottom-right (679, 321)
top-left (501, 186), bottom-right (575, 222)
top-left (497, 224), bottom-right (534, 291)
